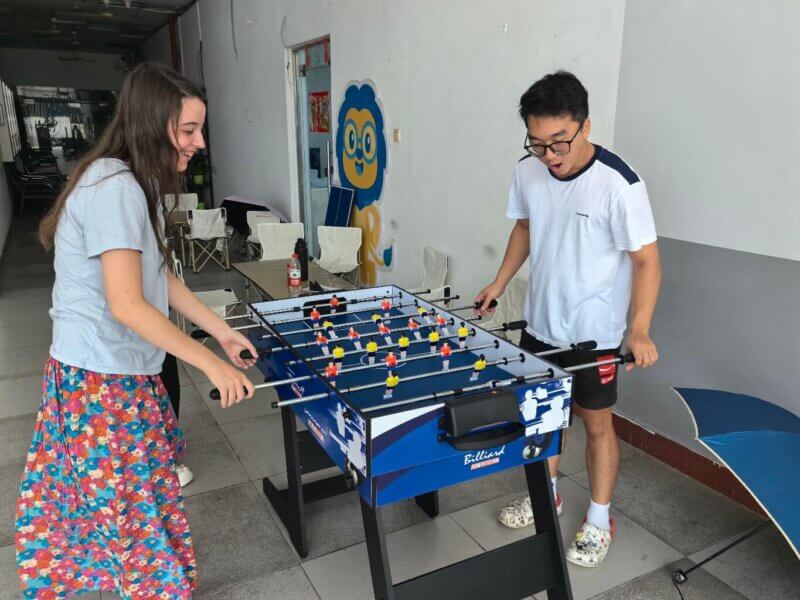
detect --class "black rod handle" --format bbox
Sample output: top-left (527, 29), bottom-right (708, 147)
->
top-left (474, 299), bottom-right (498, 310)
top-left (572, 340), bottom-right (598, 351)
top-left (190, 329), bottom-right (211, 340)
top-left (620, 352), bottom-right (636, 363)
top-left (504, 320), bottom-right (527, 331)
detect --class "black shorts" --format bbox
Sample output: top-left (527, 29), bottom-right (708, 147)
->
top-left (519, 329), bottom-right (620, 411)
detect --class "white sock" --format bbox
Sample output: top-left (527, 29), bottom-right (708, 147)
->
top-left (586, 500), bottom-right (611, 531)
top-left (551, 476), bottom-right (558, 499)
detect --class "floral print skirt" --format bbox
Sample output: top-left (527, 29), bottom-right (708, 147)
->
top-left (15, 358), bottom-right (197, 599)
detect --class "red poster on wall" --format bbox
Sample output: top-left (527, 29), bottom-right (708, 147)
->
top-left (309, 91), bottom-right (330, 133)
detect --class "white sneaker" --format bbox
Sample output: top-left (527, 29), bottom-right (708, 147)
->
top-left (176, 464), bottom-right (194, 487)
top-left (565, 518), bottom-right (615, 568)
top-left (497, 493), bottom-right (563, 529)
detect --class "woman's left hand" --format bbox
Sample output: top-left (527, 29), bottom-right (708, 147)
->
top-left (215, 327), bottom-right (258, 369)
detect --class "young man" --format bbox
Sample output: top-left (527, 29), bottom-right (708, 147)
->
top-left (475, 71), bottom-right (661, 567)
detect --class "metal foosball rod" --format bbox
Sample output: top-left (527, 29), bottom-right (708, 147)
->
top-left (284, 316), bottom-right (494, 365)
top-left (266, 354), bottom-right (527, 408)
top-left (362, 352), bottom-right (635, 413)
top-left (300, 316), bottom-right (527, 365)
top-left (208, 352), bottom-right (522, 403)
top-left (256, 295), bottom-right (459, 340)
top-left (263, 294), bottom-right (458, 328)
top-left (257, 316), bottom-right (465, 361)
top-left (234, 337), bottom-right (597, 393)
top-left (189, 292), bottom-right (415, 339)
top-left (209, 337), bottom-right (600, 401)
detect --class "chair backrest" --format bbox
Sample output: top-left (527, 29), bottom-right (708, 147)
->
top-left (317, 226), bottom-right (362, 270)
top-left (420, 247), bottom-right (448, 290)
top-left (188, 207), bottom-right (227, 240)
top-left (171, 251), bottom-right (185, 283)
top-left (257, 222), bottom-right (305, 260)
top-left (246, 210), bottom-right (281, 237)
top-left (165, 193), bottom-right (199, 212)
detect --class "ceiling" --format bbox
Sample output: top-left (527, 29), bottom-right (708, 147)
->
top-left (0, 0), bottom-right (194, 55)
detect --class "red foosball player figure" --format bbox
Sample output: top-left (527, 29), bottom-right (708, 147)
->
top-left (440, 342), bottom-right (452, 370)
top-left (381, 299), bottom-right (392, 318)
top-left (378, 322), bottom-right (392, 345)
top-left (384, 371), bottom-right (400, 399)
top-left (428, 330), bottom-right (440, 354)
top-left (458, 325), bottom-right (469, 349)
top-left (436, 314), bottom-right (450, 336)
top-left (316, 332), bottom-right (330, 356)
top-left (323, 320), bottom-right (337, 338)
top-left (408, 318), bottom-right (421, 340)
top-left (398, 335), bottom-right (410, 359)
top-left (310, 308), bottom-right (321, 329)
top-left (325, 362), bottom-right (338, 387)
top-left (366, 340), bottom-right (378, 365)
top-left (470, 356), bottom-right (487, 381)
top-left (332, 346), bottom-right (345, 370)
top-left (385, 352), bottom-right (398, 370)
top-left (417, 306), bottom-right (433, 325)
top-left (348, 326), bottom-right (362, 349)
top-left (330, 295), bottom-right (341, 314)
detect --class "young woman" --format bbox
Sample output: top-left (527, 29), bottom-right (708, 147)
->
top-left (15, 62), bottom-right (256, 599)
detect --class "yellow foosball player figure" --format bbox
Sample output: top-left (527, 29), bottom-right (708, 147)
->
top-left (428, 331), bottom-right (440, 354)
top-left (383, 371), bottom-right (400, 399)
top-left (470, 356), bottom-right (487, 381)
top-left (398, 335), bottom-right (410, 359)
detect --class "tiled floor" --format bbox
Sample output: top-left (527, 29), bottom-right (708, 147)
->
top-left (1, 212), bottom-right (799, 599)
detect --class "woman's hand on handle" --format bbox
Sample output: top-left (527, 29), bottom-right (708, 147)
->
top-left (215, 326), bottom-right (258, 370)
top-left (474, 281), bottom-right (506, 316)
top-left (205, 357), bottom-right (254, 408)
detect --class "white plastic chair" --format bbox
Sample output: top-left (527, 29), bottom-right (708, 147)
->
top-left (171, 253), bottom-right (240, 330)
top-left (481, 276), bottom-right (528, 344)
top-left (257, 222), bottom-right (305, 261)
top-left (316, 226), bottom-right (362, 280)
top-left (187, 208), bottom-right (230, 272)
top-left (409, 247), bottom-right (448, 293)
top-left (164, 193), bottom-right (199, 212)
top-left (246, 211), bottom-right (281, 260)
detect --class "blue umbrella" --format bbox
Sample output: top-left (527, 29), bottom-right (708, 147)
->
top-left (673, 387), bottom-right (800, 560)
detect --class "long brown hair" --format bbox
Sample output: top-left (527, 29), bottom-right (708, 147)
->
top-left (39, 62), bottom-right (205, 265)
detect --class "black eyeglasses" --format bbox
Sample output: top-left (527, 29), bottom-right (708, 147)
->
top-left (524, 122), bottom-right (584, 157)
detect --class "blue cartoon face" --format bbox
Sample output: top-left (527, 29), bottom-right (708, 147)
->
top-left (336, 83), bottom-right (387, 210)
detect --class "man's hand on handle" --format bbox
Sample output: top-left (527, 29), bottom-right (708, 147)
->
top-left (474, 281), bottom-right (506, 316)
top-left (624, 331), bottom-right (658, 371)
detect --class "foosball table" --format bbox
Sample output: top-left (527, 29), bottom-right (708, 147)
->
top-left (206, 286), bottom-right (632, 600)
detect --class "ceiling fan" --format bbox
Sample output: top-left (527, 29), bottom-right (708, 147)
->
top-left (57, 30), bottom-right (97, 63)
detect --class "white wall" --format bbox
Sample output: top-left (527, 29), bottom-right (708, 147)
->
top-left (140, 24), bottom-right (173, 67)
top-left (614, 0), bottom-right (800, 262)
top-left (614, 0), bottom-right (800, 450)
top-left (189, 0), bottom-right (626, 300)
top-left (0, 48), bottom-right (126, 90)
top-left (178, 3), bottom-right (203, 88)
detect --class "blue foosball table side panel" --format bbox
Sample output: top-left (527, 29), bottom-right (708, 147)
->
top-left (362, 377), bottom-right (571, 506)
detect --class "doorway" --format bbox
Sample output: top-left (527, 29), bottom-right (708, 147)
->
top-left (293, 38), bottom-right (332, 258)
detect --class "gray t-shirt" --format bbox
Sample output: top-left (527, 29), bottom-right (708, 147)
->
top-left (49, 158), bottom-right (169, 375)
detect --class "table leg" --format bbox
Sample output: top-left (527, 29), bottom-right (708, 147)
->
top-left (526, 459), bottom-right (573, 600)
top-left (361, 496), bottom-right (394, 600)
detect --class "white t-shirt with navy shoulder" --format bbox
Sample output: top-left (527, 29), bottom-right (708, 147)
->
top-left (506, 145), bottom-right (657, 350)
top-left (49, 158), bottom-right (169, 375)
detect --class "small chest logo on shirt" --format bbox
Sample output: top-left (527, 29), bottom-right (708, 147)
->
top-left (575, 212), bottom-right (590, 218)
